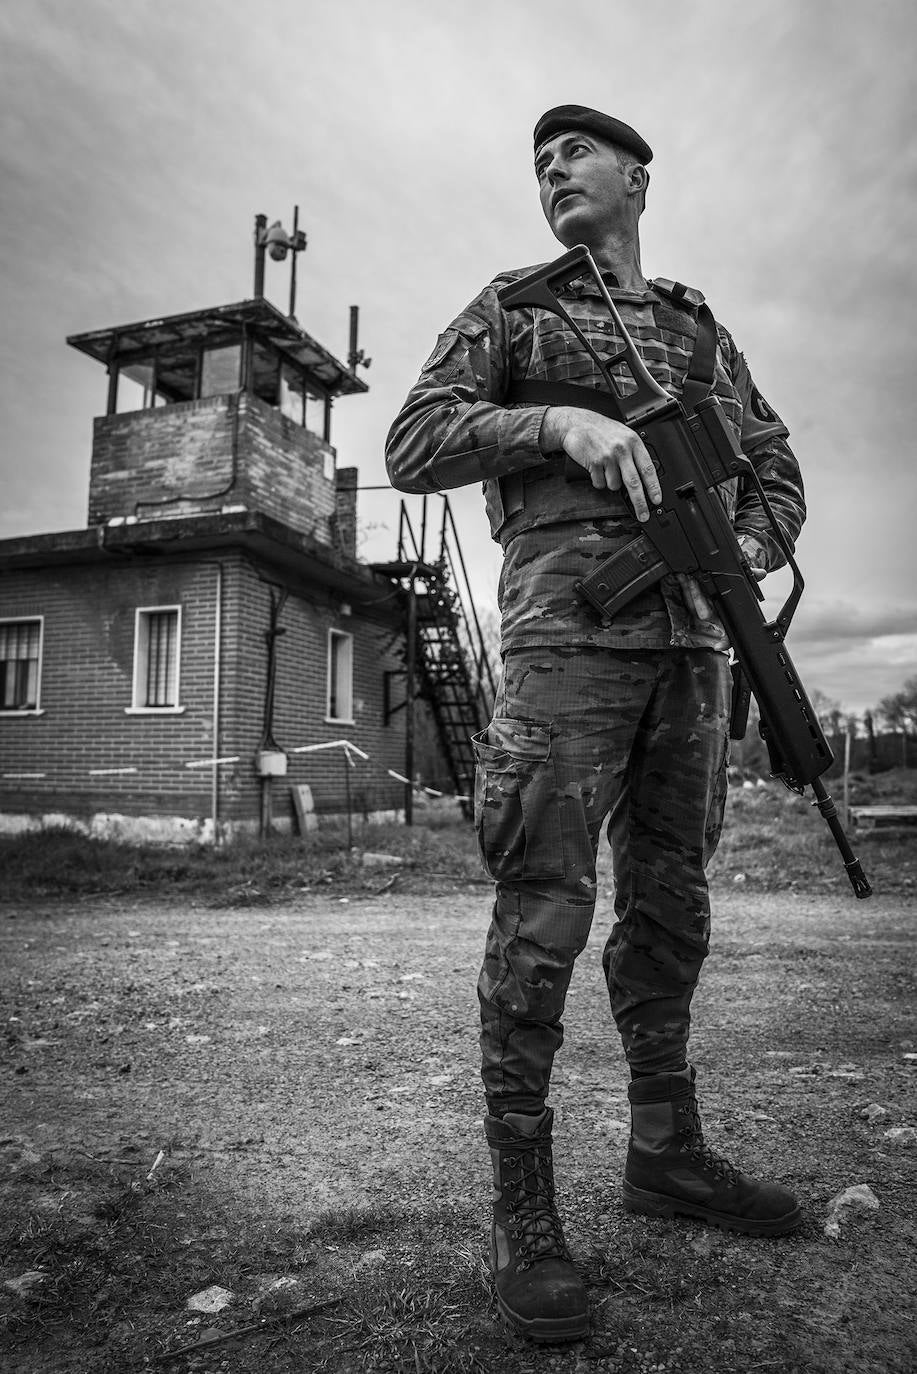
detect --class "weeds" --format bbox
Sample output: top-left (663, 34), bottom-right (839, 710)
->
top-left (1, 1156), bottom-right (500, 1374)
top-left (308, 1202), bottom-right (405, 1245)
top-left (3, 771), bottom-right (915, 906)
top-left (0, 813), bottom-right (484, 905)
top-left (706, 772), bottom-right (917, 894)
top-left (2, 1153), bottom-right (189, 1348)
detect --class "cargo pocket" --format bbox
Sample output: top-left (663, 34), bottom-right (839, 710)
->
top-left (472, 717), bottom-right (565, 882)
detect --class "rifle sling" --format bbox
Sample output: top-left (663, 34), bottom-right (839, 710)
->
top-left (503, 301), bottom-right (718, 420)
top-left (504, 379), bottom-right (625, 421)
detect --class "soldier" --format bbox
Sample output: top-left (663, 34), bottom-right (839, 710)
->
top-left (386, 105), bottom-right (806, 1343)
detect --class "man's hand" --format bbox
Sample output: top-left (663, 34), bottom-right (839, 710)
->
top-left (677, 535), bottom-right (768, 625)
top-left (676, 573), bottom-right (716, 624)
top-left (540, 406), bottom-right (662, 522)
top-left (737, 534), bottom-right (768, 582)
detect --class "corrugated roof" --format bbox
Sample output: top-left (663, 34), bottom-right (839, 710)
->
top-left (66, 298), bottom-right (368, 398)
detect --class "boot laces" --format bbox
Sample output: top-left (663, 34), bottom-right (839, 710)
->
top-left (677, 1101), bottom-right (740, 1186)
top-left (503, 1144), bottom-right (571, 1270)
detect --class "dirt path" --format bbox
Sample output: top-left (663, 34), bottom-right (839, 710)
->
top-left (2, 879), bottom-right (916, 1372)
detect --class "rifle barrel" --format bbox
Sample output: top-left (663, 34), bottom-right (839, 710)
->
top-left (810, 777), bottom-right (872, 898)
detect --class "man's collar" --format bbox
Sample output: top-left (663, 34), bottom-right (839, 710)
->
top-left (557, 274), bottom-right (702, 312)
top-left (558, 273), bottom-right (656, 303)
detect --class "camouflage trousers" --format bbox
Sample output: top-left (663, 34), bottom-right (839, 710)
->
top-left (473, 645), bottom-right (732, 1115)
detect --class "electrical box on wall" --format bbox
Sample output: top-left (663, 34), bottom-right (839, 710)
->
top-left (256, 749), bottom-right (288, 777)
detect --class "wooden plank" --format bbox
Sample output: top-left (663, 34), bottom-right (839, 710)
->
top-left (849, 805), bottom-right (917, 830)
top-left (291, 784), bottom-right (318, 834)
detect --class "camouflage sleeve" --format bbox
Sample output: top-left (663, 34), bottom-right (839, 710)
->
top-left (718, 326), bottom-right (807, 572)
top-left (385, 282), bottom-right (549, 493)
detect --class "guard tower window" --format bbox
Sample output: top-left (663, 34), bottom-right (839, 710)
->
top-left (0, 618), bottom-right (43, 712)
top-left (251, 340), bottom-right (281, 408)
top-left (279, 362), bottom-right (306, 424)
top-left (201, 343), bottom-right (242, 397)
top-left (304, 384), bottom-right (329, 440)
top-left (156, 350), bottom-right (198, 403)
top-left (116, 361), bottom-right (165, 413)
top-left (280, 364), bottom-right (329, 438)
top-left (70, 299), bottom-right (366, 431)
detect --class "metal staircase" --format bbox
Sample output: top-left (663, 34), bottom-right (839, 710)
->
top-left (372, 496), bottom-right (496, 820)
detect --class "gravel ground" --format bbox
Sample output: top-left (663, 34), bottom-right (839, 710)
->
top-left (2, 861), bottom-right (917, 1372)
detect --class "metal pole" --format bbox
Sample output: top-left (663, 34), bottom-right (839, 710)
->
top-left (405, 577), bottom-right (417, 826)
top-left (348, 306), bottom-right (359, 372)
top-left (210, 565), bottom-right (223, 846)
top-left (289, 205), bottom-right (300, 318)
top-left (344, 752), bottom-right (353, 848)
top-left (253, 213), bottom-right (267, 297)
top-left (260, 777), bottom-right (273, 838)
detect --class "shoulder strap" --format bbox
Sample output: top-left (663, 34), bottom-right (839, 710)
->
top-left (504, 291), bottom-right (720, 418)
top-left (651, 278), bottom-right (719, 413)
top-left (680, 302), bottom-right (718, 414)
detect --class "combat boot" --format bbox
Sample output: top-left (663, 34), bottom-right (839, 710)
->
top-left (484, 1107), bottom-right (589, 1343)
top-left (623, 1068), bottom-right (802, 1237)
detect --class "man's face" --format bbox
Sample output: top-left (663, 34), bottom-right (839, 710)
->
top-left (535, 132), bottom-right (633, 247)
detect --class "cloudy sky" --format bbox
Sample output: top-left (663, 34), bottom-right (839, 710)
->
top-left (1, 0), bottom-right (914, 716)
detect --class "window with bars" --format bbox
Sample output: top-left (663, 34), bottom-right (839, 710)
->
top-left (327, 630), bottom-right (353, 722)
top-left (0, 618), bottom-right (42, 712)
top-left (132, 607), bottom-right (181, 709)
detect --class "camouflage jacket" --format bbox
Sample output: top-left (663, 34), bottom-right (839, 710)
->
top-left (385, 267), bottom-right (807, 652)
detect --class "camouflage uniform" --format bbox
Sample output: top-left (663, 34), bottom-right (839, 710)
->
top-left (386, 268), bottom-right (806, 1114)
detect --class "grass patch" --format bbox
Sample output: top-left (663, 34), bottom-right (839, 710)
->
top-left (2, 770), bottom-right (915, 906)
top-left (707, 770), bottom-right (917, 896)
top-left (1, 1148), bottom-right (499, 1374)
top-left (0, 810), bottom-right (485, 906)
top-left (319, 1278), bottom-right (491, 1374)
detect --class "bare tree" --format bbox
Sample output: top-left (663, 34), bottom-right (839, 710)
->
top-left (877, 675), bottom-right (917, 768)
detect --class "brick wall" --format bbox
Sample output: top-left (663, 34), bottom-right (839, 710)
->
top-left (88, 394), bottom-right (340, 544)
top-left (88, 398), bottom-right (237, 525)
top-left (0, 561), bottom-right (219, 822)
top-left (221, 560), bottom-right (432, 823)
top-left (235, 398), bottom-right (338, 542)
top-left (1, 550), bottom-right (453, 834)
top-left (334, 467), bottom-right (359, 559)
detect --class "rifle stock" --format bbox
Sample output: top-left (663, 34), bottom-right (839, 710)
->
top-left (497, 247), bottom-right (871, 899)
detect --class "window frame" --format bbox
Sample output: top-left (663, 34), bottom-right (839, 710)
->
top-left (199, 341), bottom-right (243, 399)
top-left (111, 355), bottom-right (171, 414)
top-left (126, 605), bottom-right (186, 715)
top-left (0, 615), bottom-right (45, 716)
top-left (326, 628), bottom-right (354, 724)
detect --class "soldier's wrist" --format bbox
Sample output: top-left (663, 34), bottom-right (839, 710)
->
top-left (539, 407), bottom-right (568, 455)
top-left (737, 533), bottom-right (768, 571)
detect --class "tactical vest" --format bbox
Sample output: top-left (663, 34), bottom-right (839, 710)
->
top-left (483, 279), bottom-right (737, 546)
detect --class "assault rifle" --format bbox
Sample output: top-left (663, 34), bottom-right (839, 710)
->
top-left (497, 244), bottom-right (871, 898)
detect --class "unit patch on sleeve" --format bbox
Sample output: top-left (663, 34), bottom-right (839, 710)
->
top-left (750, 385), bottom-right (779, 425)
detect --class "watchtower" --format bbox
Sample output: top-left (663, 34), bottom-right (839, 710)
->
top-left (66, 212), bottom-right (369, 556)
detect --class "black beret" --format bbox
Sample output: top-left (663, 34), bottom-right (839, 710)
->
top-left (533, 105), bottom-right (653, 165)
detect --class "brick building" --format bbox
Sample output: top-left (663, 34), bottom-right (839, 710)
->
top-left (0, 238), bottom-right (480, 843)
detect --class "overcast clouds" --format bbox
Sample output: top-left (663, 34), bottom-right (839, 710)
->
top-left (1, 0), bottom-right (914, 714)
